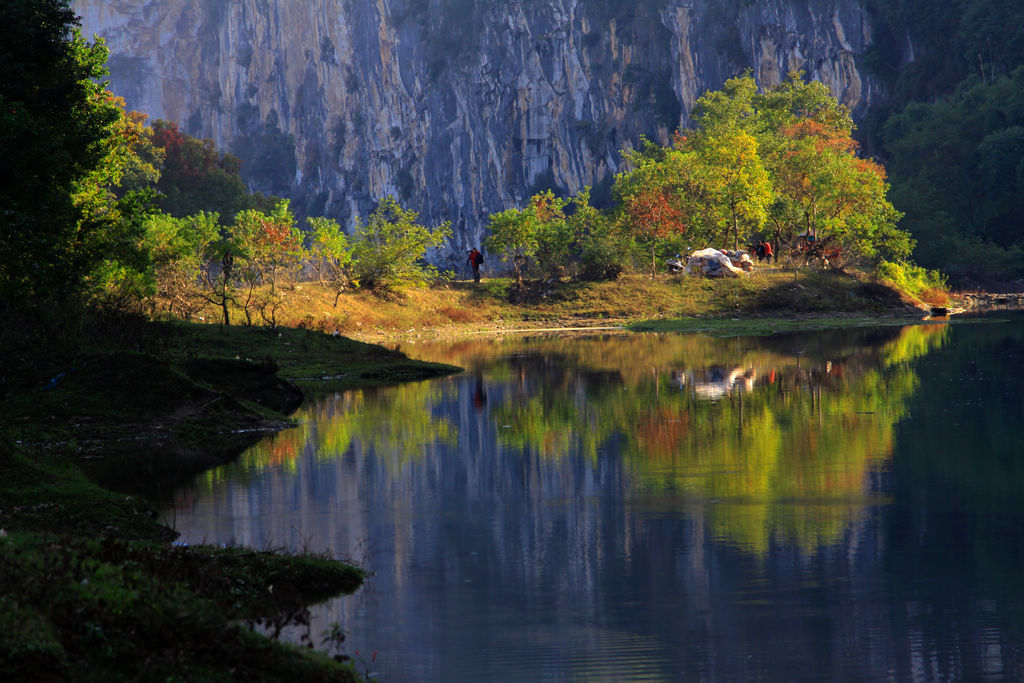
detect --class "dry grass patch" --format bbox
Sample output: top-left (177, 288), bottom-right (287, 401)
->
top-left (159, 269), bottom-right (921, 344)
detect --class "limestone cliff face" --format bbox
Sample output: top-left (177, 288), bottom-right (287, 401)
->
top-left (73, 0), bottom-right (878, 254)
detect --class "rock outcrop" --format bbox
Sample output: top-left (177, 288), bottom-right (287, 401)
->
top-left (73, 0), bottom-right (879, 262)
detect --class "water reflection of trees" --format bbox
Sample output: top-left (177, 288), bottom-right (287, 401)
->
top-left (174, 322), bottom-right (1024, 680)
top-left (471, 325), bottom-right (949, 555)
top-left (198, 382), bottom-right (457, 490)
top-left (212, 324), bottom-right (949, 557)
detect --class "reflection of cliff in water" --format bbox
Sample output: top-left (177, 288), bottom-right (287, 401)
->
top-left (200, 324), bottom-right (949, 559)
top-left (165, 321), bottom-right (1024, 681)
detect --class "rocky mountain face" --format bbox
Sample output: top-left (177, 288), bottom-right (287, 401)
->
top-left (74, 0), bottom-right (878, 255)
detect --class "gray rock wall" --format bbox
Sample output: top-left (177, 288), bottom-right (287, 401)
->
top-left (73, 0), bottom-right (878, 259)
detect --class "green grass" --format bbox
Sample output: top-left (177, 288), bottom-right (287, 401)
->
top-left (2, 318), bottom-right (458, 451)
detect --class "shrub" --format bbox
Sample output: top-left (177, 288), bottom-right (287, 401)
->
top-left (876, 260), bottom-right (949, 303)
top-left (349, 196), bottom-right (451, 292)
top-left (578, 237), bottom-right (624, 281)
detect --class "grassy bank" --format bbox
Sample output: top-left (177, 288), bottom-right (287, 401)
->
top-left (218, 268), bottom-right (931, 344)
top-left (0, 311), bottom-right (458, 681)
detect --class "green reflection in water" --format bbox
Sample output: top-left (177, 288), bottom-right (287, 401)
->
top-left (197, 381), bottom-right (456, 489)
top-left (196, 324), bottom-right (949, 557)
top-left (476, 325), bottom-right (949, 555)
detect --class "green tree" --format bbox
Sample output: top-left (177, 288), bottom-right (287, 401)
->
top-left (571, 188), bottom-right (628, 281)
top-left (484, 206), bottom-right (540, 285)
top-left (350, 196), bottom-right (451, 291)
top-left (638, 72), bottom-right (913, 270)
top-left (485, 188), bottom-right (630, 283)
top-left (228, 200), bottom-right (304, 326)
top-left (614, 140), bottom-right (700, 275)
top-left (0, 0), bottom-right (124, 299)
top-left (690, 73), bottom-right (758, 135)
top-left (145, 211), bottom-right (220, 320)
top-left (528, 191), bottom-right (572, 279)
top-left (306, 216), bottom-right (354, 304)
top-left (74, 101), bottom-right (164, 303)
top-left (750, 74), bottom-right (898, 263)
top-left (113, 110), bottom-right (165, 196)
top-left (482, 191), bottom-right (573, 283)
top-left (150, 120), bottom-right (276, 222)
top-left (753, 72), bottom-right (854, 142)
top-left (691, 128), bottom-right (772, 250)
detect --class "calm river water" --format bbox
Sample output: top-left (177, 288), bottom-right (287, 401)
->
top-left (166, 312), bottom-right (1024, 681)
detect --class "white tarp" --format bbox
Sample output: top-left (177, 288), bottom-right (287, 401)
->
top-left (684, 248), bottom-right (750, 277)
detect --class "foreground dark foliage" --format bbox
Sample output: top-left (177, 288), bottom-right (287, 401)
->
top-left (0, 527), bottom-right (363, 682)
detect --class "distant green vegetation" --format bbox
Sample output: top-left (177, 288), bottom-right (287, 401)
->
top-left (863, 0), bottom-right (1024, 286)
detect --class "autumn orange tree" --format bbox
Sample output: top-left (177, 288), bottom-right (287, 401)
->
top-left (612, 72), bottom-right (912, 271)
top-left (767, 118), bottom-right (908, 265)
top-left (228, 200), bottom-right (304, 326)
top-left (149, 120), bottom-right (261, 221)
top-left (743, 73), bottom-right (907, 265)
top-left (614, 139), bottom-right (700, 275)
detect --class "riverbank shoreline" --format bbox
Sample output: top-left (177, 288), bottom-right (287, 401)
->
top-left (294, 269), bottom-right (950, 346)
top-left (147, 269), bottom-right (939, 346)
top-left (0, 318), bottom-right (458, 681)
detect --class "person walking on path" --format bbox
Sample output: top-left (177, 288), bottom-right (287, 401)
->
top-left (468, 247), bottom-right (484, 283)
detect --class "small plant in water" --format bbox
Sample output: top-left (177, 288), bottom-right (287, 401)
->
top-left (321, 621), bottom-right (348, 661)
top-left (354, 648), bottom-right (381, 679)
top-left (321, 622), bottom-right (381, 678)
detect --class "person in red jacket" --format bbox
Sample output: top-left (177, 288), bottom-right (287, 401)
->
top-left (468, 248), bottom-right (484, 282)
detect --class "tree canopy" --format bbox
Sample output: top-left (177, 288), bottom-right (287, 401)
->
top-left (150, 120), bottom-right (276, 221)
top-left (880, 67), bottom-right (1024, 281)
top-left (0, 0), bottom-right (125, 299)
top-left (611, 73), bottom-right (909, 269)
top-left (863, 0), bottom-right (1024, 284)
